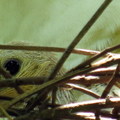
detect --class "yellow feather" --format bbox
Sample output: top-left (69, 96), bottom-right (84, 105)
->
top-left (0, 42), bottom-right (72, 106)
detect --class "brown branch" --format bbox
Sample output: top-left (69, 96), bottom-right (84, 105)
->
top-left (0, 77), bottom-right (46, 88)
top-left (13, 108), bottom-right (117, 120)
top-left (0, 66), bottom-right (118, 88)
top-left (69, 75), bottom-right (114, 85)
top-left (88, 66), bottom-right (116, 75)
top-left (101, 64), bottom-right (120, 98)
top-left (0, 105), bottom-right (13, 120)
top-left (0, 69), bottom-right (118, 88)
top-left (71, 112), bottom-right (117, 120)
top-left (10, 97), bottom-right (120, 120)
top-left (0, 67), bottom-right (12, 78)
top-left (0, 67), bottom-right (24, 94)
top-left (68, 44), bottom-right (120, 73)
top-left (65, 83), bottom-right (100, 98)
top-left (112, 107), bottom-right (120, 118)
top-left (56, 97), bottom-right (120, 112)
top-left (0, 44), bottom-right (101, 56)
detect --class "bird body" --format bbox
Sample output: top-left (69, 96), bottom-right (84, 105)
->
top-left (0, 44), bottom-right (75, 106)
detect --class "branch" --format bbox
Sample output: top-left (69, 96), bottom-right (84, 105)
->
top-left (68, 44), bottom-right (120, 73)
top-left (0, 77), bottom-right (46, 88)
top-left (101, 64), bottom-right (120, 98)
top-left (56, 97), bottom-right (120, 112)
top-left (65, 83), bottom-right (100, 98)
top-left (0, 67), bottom-right (24, 94)
top-left (0, 44), bottom-right (101, 56)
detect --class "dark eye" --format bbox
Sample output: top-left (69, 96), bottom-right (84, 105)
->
top-left (4, 59), bottom-right (21, 75)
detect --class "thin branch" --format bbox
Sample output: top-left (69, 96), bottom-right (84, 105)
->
top-left (65, 83), bottom-right (100, 98)
top-left (0, 66), bottom-right (119, 88)
top-left (0, 105), bottom-right (13, 120)
top-left (101, 64), bottom-right (120, 98)
top-left (0, 67), bottom-right (24, 94)
top-left (0, 77), bottom-right (45, 88)
top-left (0, 67), bottom-right (12, 78)
top-left (0, 44), bottom-right (101, 56)
top-left (68, 44), bottom-right (120, 73)
top-left (56, 97), bottom-right (120, 112)
top-left (71, 112), bottom-right (117, 120)
top-left (0, 96), bottom-right (13, 101)
top-left (68, 75), bottom-right (119, 85)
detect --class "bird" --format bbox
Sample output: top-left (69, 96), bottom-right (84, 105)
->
top-left (0, 42), bottom-right (74, 107)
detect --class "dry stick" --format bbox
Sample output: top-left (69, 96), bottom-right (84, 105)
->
top-left (6, 54), bottom-right (119, 109)
top-left (14, 109), bottom-right (87, 120)
top-left (88, 66), bottom-right (116, 75)
top-left (66, 83), bottom-right (100, 98)
top-left (0, 77), bottom-right (45, 88)
top-left (56, 97), bottom-right (120, 112)
top-left (0, 44), bottom-right (116, 57)
top-left (0, 61), bottom-right (117, 88)
top-left (0, 67), bottom-right (12, 78)
top-left (68, 66), bottom-right (119, 85)
top-left (112, 107), bottom-right (120, 118)
top-left (68, 44), bottom-right (120, 73)
top-left (47, 0), bottom-right (113, 81)
top-left (51, 87), bottom-right (58, 105)
top-left (0, 73), bottom-right (116, 88)
top-left (0, 67), bottom-right (24, 94)
top-left (96, 64), bottom-right (120, 119)
top-left (66, 76), bottom-right (116, 86)
top-left (0, 71), bottom-right (119, 88)
top-left (14, 109), bottom-right (113, 120)
top-left (70, 112), bottom-right (114, 120)
top-left (101, 64), bottom-right (120, 98)
top-left (0, 106), bottom-right (13, 120)
top-left (0, 96), bottom-right (13, 101)
top-left (0, 44), bottom-right (100, 56)
top-left (67, 113), bottom-right (94, 120)
top-left (0, 74), bottom-right (113, 88)
top-left (0, 66), bottom-right (118, 88)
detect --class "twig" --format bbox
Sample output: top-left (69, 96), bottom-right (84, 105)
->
top-left (65, 83), bottom-right (100, 98)
top-left (68, 44), bottom-right (120, 73)
top-left (0, 44), bottom-right (101, 56)
top-left (101, 64), bottom-right (120, 98)
top-left (56, 97), bottom-right (120, 112)
top-left (0, 67), bottom-right (12, 78)
top-left (0, 70), bottom-right (118, 88)
top-left (68, 74), bottom-right (119, 85)
top-left (0, 96), bottom-right (13, 101)
top-left (0, 67), bottom-right (24, 94)
top-left (0, 105), bottom-right (13, 120)
top-left (112, 107), bottom-right (120, 119)
top-left (71, 112), bottom-right (116, 120)
top-left (47, 0), bottom-right (113, 81)
top-left (0, 66), bottom-right (119, 88)
top-left (51, 87), bottom-right (58, 105)
top-left (0, 76), bottom-right (45, 88)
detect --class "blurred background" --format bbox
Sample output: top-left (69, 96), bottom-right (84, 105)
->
top-left (0, 0), bottom-right (119, 69)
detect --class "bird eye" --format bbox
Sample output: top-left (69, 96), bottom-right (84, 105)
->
top-left (4, 59), bottom-right (21, 76)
